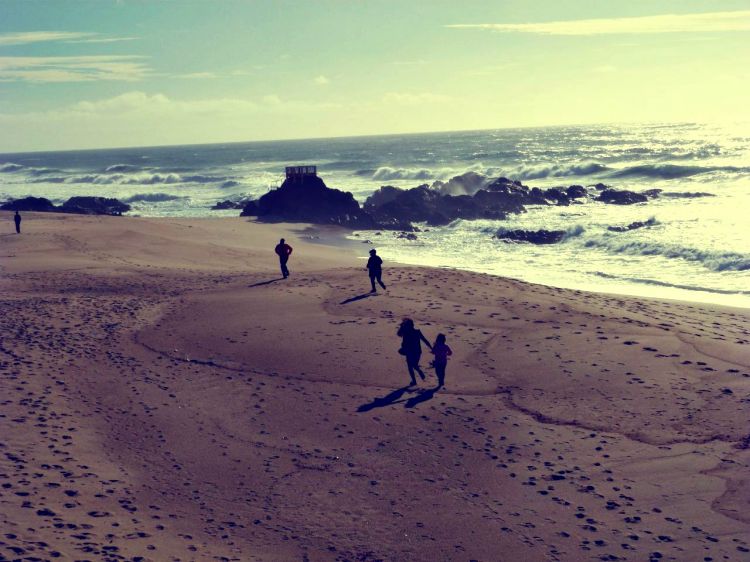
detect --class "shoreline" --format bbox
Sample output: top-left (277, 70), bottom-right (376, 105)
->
top-left (3, 210), bottom-right (749, 311)
top-left (1, 212), bottom-right (749, 561)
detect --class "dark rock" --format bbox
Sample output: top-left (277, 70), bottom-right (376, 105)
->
top-left (365, 179), bottom-right (526, 227)
top-left (211, 200), bottom-right (245, 210)
top-left (591, 183), bottom-right (609, 191)
top-left (543, 188), bottom-right (571, 205)
top-left (607, 217), bottom-right (657, 232)
top-left (59, 197), bottom-right (130, 215)
top-left (0, 196), bottom-right (56, 212)
top-left (496, 229), bottom-right (566, 244)
top-left (596, 189), bottom-right (648, 205)
top-left (642, 189), bottom-right (662, 198)
top-left (240, 175), bottom-right (376, 229)
top-left (566, 185), bottom-right (588, 198)
top-left (396, 232), bottom-right (418, 241)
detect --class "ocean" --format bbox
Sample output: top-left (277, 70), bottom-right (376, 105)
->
top-left (2, 123), bottom-right (749, 307)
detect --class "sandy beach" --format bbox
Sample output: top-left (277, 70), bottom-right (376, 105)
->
top-left (1, 211), bottom-right (749, 562)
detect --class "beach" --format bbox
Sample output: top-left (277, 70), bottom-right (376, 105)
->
top-left (1, 211), bottom-right (749, 561)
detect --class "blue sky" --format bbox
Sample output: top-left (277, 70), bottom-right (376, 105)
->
top-left (1, 0), bottom-right (749, 151)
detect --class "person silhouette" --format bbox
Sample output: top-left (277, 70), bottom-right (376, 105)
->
top-left (13, 211), bottom-right (21, 234)
top-left (397, 318), bottom-right (432, 386)
top-left (274, 238), bottom-right (293, 278)
top-left (430, 334), bottom-right (453, 388)
top-left (366, 249), bottom-right (386, 293)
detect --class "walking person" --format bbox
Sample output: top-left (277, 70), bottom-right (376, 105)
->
top-left (397, 318), bottom-right (432, 386)
top-left (430, 334), bottom-right (453, 388)
top-left (366, 249), bottom-right (386, 293)
top-left (13, 210), bottom-right (21, 234)
top-left (274, 238), bottom-right (293, 279)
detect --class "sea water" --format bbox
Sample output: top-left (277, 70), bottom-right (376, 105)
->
top-left (2, 123), bottom-right (748, 307)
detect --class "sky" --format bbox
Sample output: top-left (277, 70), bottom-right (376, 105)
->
top-left (1, 0), bottom-right (749, 152)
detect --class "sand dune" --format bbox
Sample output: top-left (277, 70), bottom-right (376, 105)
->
top-left (1, 211), bottom-right (749, 561)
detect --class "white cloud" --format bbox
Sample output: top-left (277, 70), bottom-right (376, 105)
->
top-left (67, 36), bottom-right (137, 44)
top-left (314, 75), bottom-right (330, 85)
top-left (0, 55), bottom-right (151, 82)
top-left (0, 31), bottom-right (135, 46)
top-left (382, 92), bottom-right (451, 105)
top-left (178, 72), bottom-right (216, 80)
top-left (447, 10), bottom-right (750, 36)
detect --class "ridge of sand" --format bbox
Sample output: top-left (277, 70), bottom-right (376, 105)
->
top-left (1, 212), bottom-right (749, 561)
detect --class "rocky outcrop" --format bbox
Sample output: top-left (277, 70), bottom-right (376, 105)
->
top-left (364, 181), bottom-right (528, 227)
top-left (1, 196), bottom-right (129, 215)
top-left (211, 200), bottom-right (246, 210)
top-left (0, 196), bottom-right (56, 212)
top-left (495, 229), bottom-right (566, 244)
top-left (596, 189), bottom-right (648, 205)
top-left (566, 185), bottom-right (588, 199)
top-left (607, 217), bottom-right (657, 232)
top-left (59, 197), bottom-right (130, 215)
top-left (240, 175), bottom-right (376, 229)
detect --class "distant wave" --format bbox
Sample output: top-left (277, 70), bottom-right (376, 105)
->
top-left (366, 161), bottom-right (609, 186)
top-left (660, 191), bottom-right (715, 199)
top-left (593, 271), bottom-right (749, 296)
top-left (583, 237), bottom-right (750, 272)
top-left (104, 164), bottom-right (141, 173)
top-left (561, 224), bottom-right (586, 240)
top-left (30, 177), bottom-right (67, 184)
top-left (371, 166), bottom-right (434, 181)
top-left (220, 180), bottom-right (240, 188)
top-left (608, 163), bottom-right (744, 179)
top-left (124, 193), bottom-right (186, 203)
top-left (514, 162), bottom-right (609, 180)
top-left (0, 163), bottom-right (24, 173)
top-left (68, 173), bottom-right (228, 185)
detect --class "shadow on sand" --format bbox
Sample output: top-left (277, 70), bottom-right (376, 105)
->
top-left (404, 386), bottom-right (439, 408)
top-left (340, 292), bottom-right (375, 305)
top-left (357, 385), bottom-right (440, 412)
top-left (357, 386), bottom-right (410, 412)
top-left (249, 278), bottom-right (284, 288)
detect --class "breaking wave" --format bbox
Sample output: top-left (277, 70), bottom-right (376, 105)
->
top-left (123, 193), bottom-right (186, 203)
top-left (583, 237), bottom-right (750, 272)
top-left (660, 191), bottom-right (715, 199)
top-left (68, 173), bottom-right (228, 185)
top-left (0, 163), bottom-right (24, 173)
top-left (104, 164), bottom-right (141, 173)
top-left (513, 162), bottom-right (609, 180)
top-left (371, 166), bottom-right (435, 181)
top-left (608, 163), bottom-right (744, 179)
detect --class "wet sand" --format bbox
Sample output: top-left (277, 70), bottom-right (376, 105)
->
top-left (1, 211), bottom-right (749, 561)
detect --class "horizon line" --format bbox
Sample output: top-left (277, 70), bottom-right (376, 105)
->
top-left (0, 118), bottom-right (725, 156)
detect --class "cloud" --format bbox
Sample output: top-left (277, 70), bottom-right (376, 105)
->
top-left (382, 92), bottom-right (451, 105)
top-left (314, 75), bottom-right (330, 85)
top-left (67, 37), bottom-right (137, 44)
top-left (0, 55), bottom-right (151, 82)
top-left (447, 10), bottom-right (750, 36)
top-left (0, 31), bottom-right (134, 46)
top-left (178, 72), bottom-right (216, 80)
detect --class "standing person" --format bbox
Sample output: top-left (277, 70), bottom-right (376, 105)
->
top-left (274, 238), bottom-right (293, 279)
top-left (366, 249), bottom-right (386, 293)
top-left (13, 210), bottom-right (21, 234)
top-left (397, 318), bottom-right (432, 386)
top-left (430, 334), bottom-right (453, 388)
